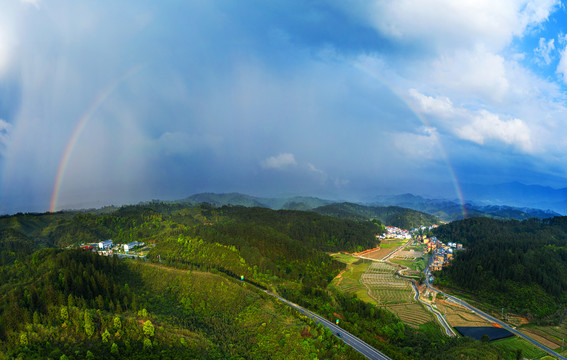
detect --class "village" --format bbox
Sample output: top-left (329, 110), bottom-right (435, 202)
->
top-left (414, 234), bottom-right (464, 272)
top-left (78, 239), bottom-right (150, 258)
top-left (378, 224), bottom-right (464, 272)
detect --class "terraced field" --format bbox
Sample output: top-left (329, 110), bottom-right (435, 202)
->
top-left (387, 303), bottom-right (434, 327)
top-left (332, 248), bottom-right (435, 328)
top-left (359, 262), bottom-right (434, 327)
top-left (434, 300), bottom-right (490, 327)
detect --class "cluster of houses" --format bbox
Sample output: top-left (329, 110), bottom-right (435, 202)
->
top-left (378, 226), bottom-right (412, 240)
top-left (79, 239), bottom-right (145, 256)
top-left (422, 237), bottom-right (463, 272)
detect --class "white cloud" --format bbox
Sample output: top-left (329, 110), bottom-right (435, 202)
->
top-left (556, 41), bottom-right (567, 83)
top-left (393, 127), bottom-right (440, 161)
top-left (409, 89), bottom-right (454, 118)
top-left (339, 0), bottom-right (559, 52)
top-left (428, 46), bottom-right (510, 103)
top-left (261, 153), bottom-right (297, 170)
top-left (535, 37), bottom-right (555, 65)
top-left (410, 90), bottom-right (534, 153)
top-left (456, 111), bottom-right (532, 152)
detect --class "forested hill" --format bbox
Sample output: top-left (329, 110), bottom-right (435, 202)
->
top-left (313, 202), bottom-right (439, 229)
top-left (181, 192), bottom-right (333, 210)
top-left (432, 216), bottom-right (567, 319)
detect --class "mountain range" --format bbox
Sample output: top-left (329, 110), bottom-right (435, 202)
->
top-left (180, 190), bottom-right (562, 224)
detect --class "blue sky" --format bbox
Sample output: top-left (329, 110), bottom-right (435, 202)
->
top-left (1, 0), bottom-right (567, 213)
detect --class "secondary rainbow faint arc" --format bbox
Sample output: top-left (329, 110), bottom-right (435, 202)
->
top-left (49, 65), bottom-right (143, 212)
top-left (349, 61), bottom-right (468, 219)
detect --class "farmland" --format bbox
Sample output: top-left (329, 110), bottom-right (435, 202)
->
top-left (331, 255), bottom-right (434, 328)
top-left (433, 299), bottom-right (490, 327)
top-left (358, 239), bottom-right (409, 260)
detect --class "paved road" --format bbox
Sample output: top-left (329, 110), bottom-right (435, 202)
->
top-left (266, 291), bottom-right (392, 360)
top-left (411, 282), bottom-right (456, 337)
top-left (425, 264), bottom-right (566, 360)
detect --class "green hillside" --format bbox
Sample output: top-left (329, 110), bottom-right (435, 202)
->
top-left (0, 203), bottom-right (542, 359)
top-left (313, 202), bottom-right (439, 229)
top-left (433, 216), bottom-right (567, 319)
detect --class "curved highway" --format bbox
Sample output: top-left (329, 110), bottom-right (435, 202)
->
top-left (266, 291), bottom-right (392, 360)
top-left (425, 264), bottom-right (566, 360)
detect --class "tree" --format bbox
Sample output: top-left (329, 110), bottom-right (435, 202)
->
top-left (110, 342), bottom-right (119, 355)
top-left (144, 337), bottom-right (152, 350)
top-left (20, 333), bottom-right (28, 346)
top-left (84, 310), bottom-right (94, 337)
top-left (60, 306), bottom-right (69, 322)
top-left (102, 329), bottom-right (111, 343)
top-left (481, 334), bottom-right (490, 343)
top-left (113, 316), bottom-right (121, 329)
top-left (143, 320), bottom-right (155, 337)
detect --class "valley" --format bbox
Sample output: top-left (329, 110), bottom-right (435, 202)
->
top-left (1, 199), bottom-right (567, 359)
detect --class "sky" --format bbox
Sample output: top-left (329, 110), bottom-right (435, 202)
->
top-left (2, 0), bottom-right (567, 213)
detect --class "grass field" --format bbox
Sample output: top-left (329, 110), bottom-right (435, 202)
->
top-left (331, 253), bottom-right (359, 264)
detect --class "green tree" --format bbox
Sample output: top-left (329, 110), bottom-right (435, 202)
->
top-left (86, 350), bottom-right (95, 360)
top-left (144, 337), bottom-right (152, 350)
top-left (113, 315), bottom-right (121, 329)
top-left (143, 320), bottom-right (155, 337)
top-left (84, 310), bottom-right (94, 337)
top-left (60, 306), bottom-right (69, 322)
top-left (102, 328), bottom-right (111, 343)
top-left (110, 342), bottom-right (119, 355)
top-left (19, 333), bottom-right (28, 346)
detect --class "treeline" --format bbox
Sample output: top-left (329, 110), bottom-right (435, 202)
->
top-left (433, 216), bottom-right (567, 319)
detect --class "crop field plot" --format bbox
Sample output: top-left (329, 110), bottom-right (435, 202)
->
top-left (395, 249), bottom-right (424, 259)
top-left (380, 239), bottom-right (408, 248)
top-left (434, 300), bottom-right (490, 327)
top-left (386, 303), bottom-right (434, 327)
top-left (369, 288), bottom-right (413, 304)
top-left (519, 327), bottom-right (565, 350)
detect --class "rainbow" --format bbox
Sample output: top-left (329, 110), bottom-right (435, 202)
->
top-left (49, 66), bottom-right (143, 212)
top-left (349, 60), bottom-right (468, 219)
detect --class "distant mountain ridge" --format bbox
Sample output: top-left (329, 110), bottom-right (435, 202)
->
top-left (182, 193), bottom-right (439, 228)
top-left (181, 190), bottom-right (562, 223)
top-left (460, 182), bottom-right (567, 214)
top-left (181, 192), bottom-right (333, 210)
top-left (372, 193), bottom-right (561, 222)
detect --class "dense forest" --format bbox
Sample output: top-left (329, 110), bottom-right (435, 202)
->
top-left (312, 202), bottom-right (439, 229)
top-left (0, 202), bottom-right (537, 359)
top-left (433, 216), bottom-right (567, 320)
